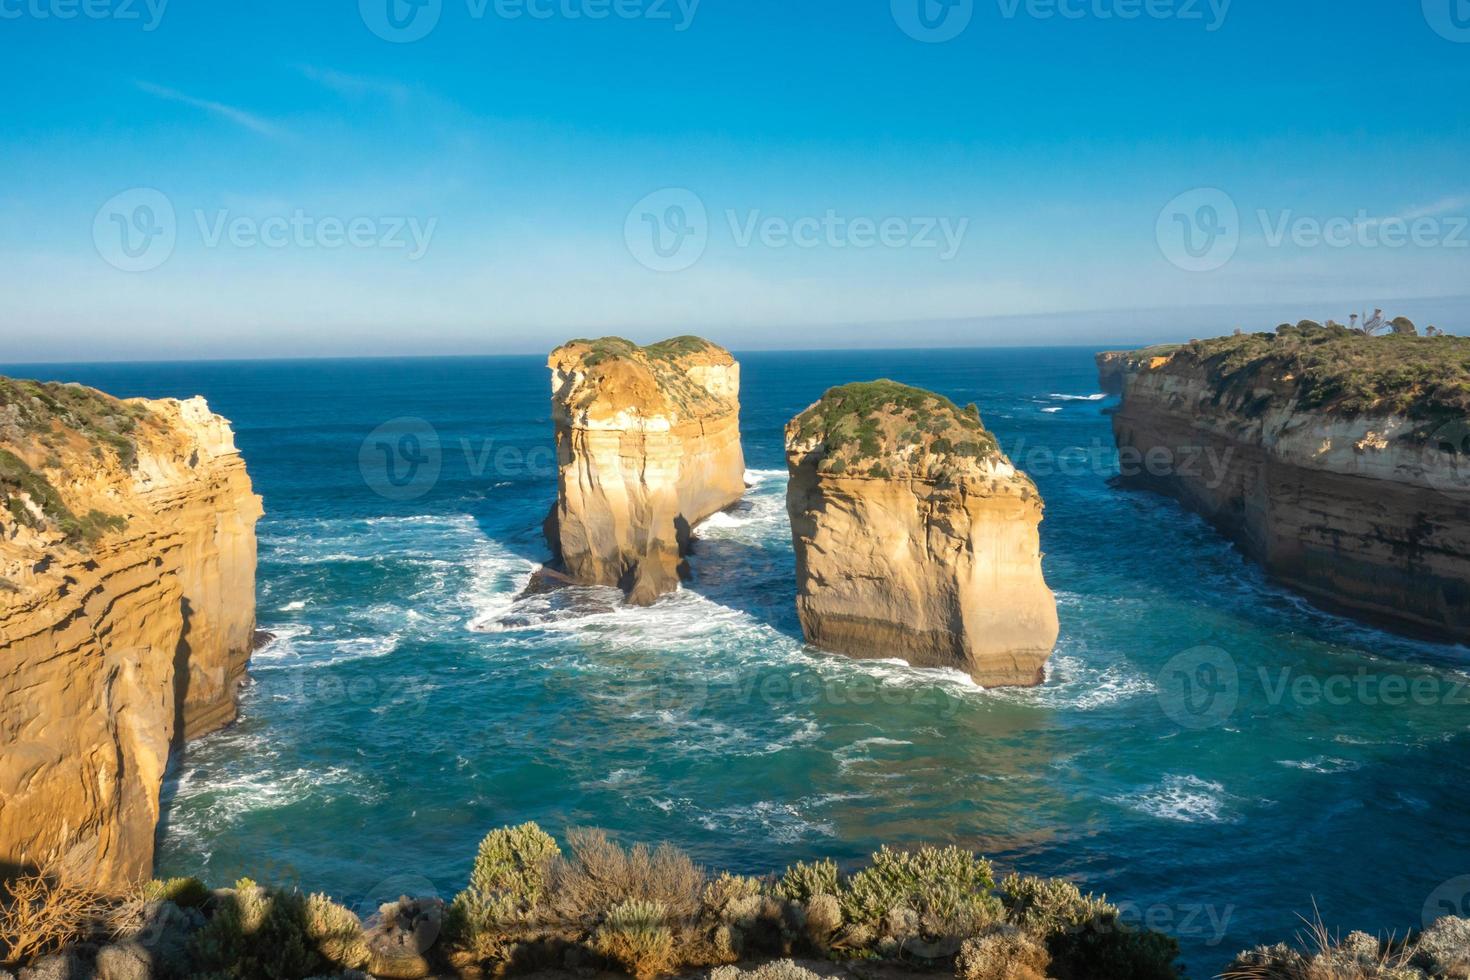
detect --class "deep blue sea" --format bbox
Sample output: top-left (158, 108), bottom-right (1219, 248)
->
top-left (10, 348), bottom-right (1470, 977)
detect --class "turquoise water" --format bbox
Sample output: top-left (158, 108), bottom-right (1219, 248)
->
top-left (12, 348), bottom-right (1470, 977)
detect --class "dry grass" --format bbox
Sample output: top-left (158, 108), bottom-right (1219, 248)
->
top-left (0, 862), bottom-right (108, 965)
top-left (1221, 904), bottom-right (1417, 979)
top-left (545, 828), bottom-right (704, 929)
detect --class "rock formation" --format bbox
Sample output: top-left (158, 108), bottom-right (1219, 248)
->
top-left (1108, 323), bottom-right (1470, 644)
top-left (0, 377), bottom-right (261, 889)
top-left (1096, 345), bottom-right (1180, 395)
top-left (545, 337), bottom-right (745, 605)
top-left (785, 381), bottom-right (1059, 687)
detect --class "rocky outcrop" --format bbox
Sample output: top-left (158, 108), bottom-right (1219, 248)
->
top-left (1096, 346), bottom-right (1180, 395)
top-left (785, 381), bottom-right (1059, 687)
top-left (0, 378), bottom-right (261, 889)
top-left (545, 337), bottom-right (745, 605)
top-left (1109, 324), bottom-right (1470, 644)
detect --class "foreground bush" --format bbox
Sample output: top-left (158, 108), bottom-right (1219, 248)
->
top-left (1223, 909), bottom-right (1470, 979)
top-left (0, 862), bottom-right (107, 965)
top-left (1, 825), bottom-right (1187, 980)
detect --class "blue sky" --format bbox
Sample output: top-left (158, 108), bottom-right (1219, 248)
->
top-left (3, 0), bottom-right (1469, 361)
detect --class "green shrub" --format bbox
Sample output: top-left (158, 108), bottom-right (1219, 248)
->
top-left (771, 859), bottom-right (839, 904)
top-left (955, 924), bottom-right (1050, 980)
top-left (1000, 874), bottom-right (1178, 980)
top-left (189, 879), bottom-right (320, 980)
top-left (142, 876), bottom-right (212, 910)
top-left (447, 821), bottom-right (562, 959)
top-left (303, 893), bottom-right (368, 971)
top-left (843, 845), bottom-right (1001, 940)
top-left (593, 899), bottom-right (674, 980)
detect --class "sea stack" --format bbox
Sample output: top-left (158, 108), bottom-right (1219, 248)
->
top-left (1108, 323), bottom-right (1470, 644)
top-left (0, 379), bottom-right (261, 889)
top-left (785, 381), bottom-right (1059, 687)
top-left (545, 336), bottom-right (745, 605)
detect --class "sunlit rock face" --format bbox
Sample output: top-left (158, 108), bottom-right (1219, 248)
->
top-left (545, 337), bottom-right (745, 606)
top-left (0, 380), bottom-right (261, 888)
top-left (1109, 328), bottom-right (1470, 644)
top-left (785, 381), bottom-right (1059, 688)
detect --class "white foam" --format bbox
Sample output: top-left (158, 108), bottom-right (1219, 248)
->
top-left (1118, 775), bottom-right (1232, 824)
top-left (278, 600), bottom-right (308, 612)
top-left (1040, 407), bottom-right (1063, 414)
top-left (1277, 756), bottom-right (1362, 775)
top-left (1049, 392), bottom-right (1107, 401)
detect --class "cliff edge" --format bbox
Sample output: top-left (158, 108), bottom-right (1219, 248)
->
top-left (0, 377), bottom-right (261, 889)
top-left (1109, 323), bottom-right (1470, 644)
top-left (545, 337), bottom-right (745, 605)
top-left (785, 381), bottom-right (1059, 687)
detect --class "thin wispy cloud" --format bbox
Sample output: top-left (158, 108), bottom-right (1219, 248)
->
top-left (298, 65), bottom-right (413, 107)
top-left (134, 81), bottom-right (286, 138)
top-left (1356, 194), bottom-right (1470, 230)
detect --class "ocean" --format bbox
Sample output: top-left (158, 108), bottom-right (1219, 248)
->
top-left (11, 347), bottom-right (1470, 976)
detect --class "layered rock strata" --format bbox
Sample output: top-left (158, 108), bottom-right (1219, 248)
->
top-left (1108, 324), bottom-right (1470, 643)
top-left (785, 381), bottom-right (1059, 687)
top-left (545, 337), bottom-right (745, 605)
top-left (0, 378), bottom-right (261, 889)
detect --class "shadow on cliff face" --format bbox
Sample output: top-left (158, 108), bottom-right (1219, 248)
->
top-left (154, 597), bottom-right (196, 864)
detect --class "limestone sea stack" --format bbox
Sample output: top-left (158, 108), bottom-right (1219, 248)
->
top-left (545, 337), bottom-right (745, 605)
top-left (0, 378), bottom-right (261, 889)
top-left (785, 381), bottom-right (1059, 687)
top-left (1108, 323), bottom-right (1470, 644)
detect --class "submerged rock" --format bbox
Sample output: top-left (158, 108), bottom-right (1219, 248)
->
top-left (0, 378), bottom-right (261, 889)
top-left (545, 336), bottom-right (745, 605)
top-left (785, 381), bottom-right (1059, 687)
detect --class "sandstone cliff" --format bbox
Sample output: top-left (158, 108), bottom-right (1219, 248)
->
top-left (0, 378), bottom-right (261, 889)
top-left (545, 337), bottom-right (745, 605)
top-left (1096, 345), bottom-right (1180, 395)
top-left (1109, 324), bottom-right (1470, 644)
top-left (785, 381), bottom-right (1059, 687)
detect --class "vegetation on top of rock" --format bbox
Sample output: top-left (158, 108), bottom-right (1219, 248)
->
top-left (0, 448), bottom-right (127, 546)
top-left (0, 376), bottom-right (148, 470)
top-left (787, 380), bottom-right (1006, 483)
top-left (1153, 322), bottom-right (1470, 422)
top-left (553, 336), bottom-right (735, 419)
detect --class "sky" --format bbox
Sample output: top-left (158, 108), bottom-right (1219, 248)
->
top-left (2, 0), bottom-right (1469, 361)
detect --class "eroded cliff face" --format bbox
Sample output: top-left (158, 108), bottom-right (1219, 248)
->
top-left (545, 337), bottom-right (745, 605)
top-left (785, 382), bottom-right (1058, 687)
top-left (0, 380), bottom-right (260, 889)
top-left (1110, 329), bottom-right (1470, 644)
top-left (1096, 346), bottom-right (1179, 395)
